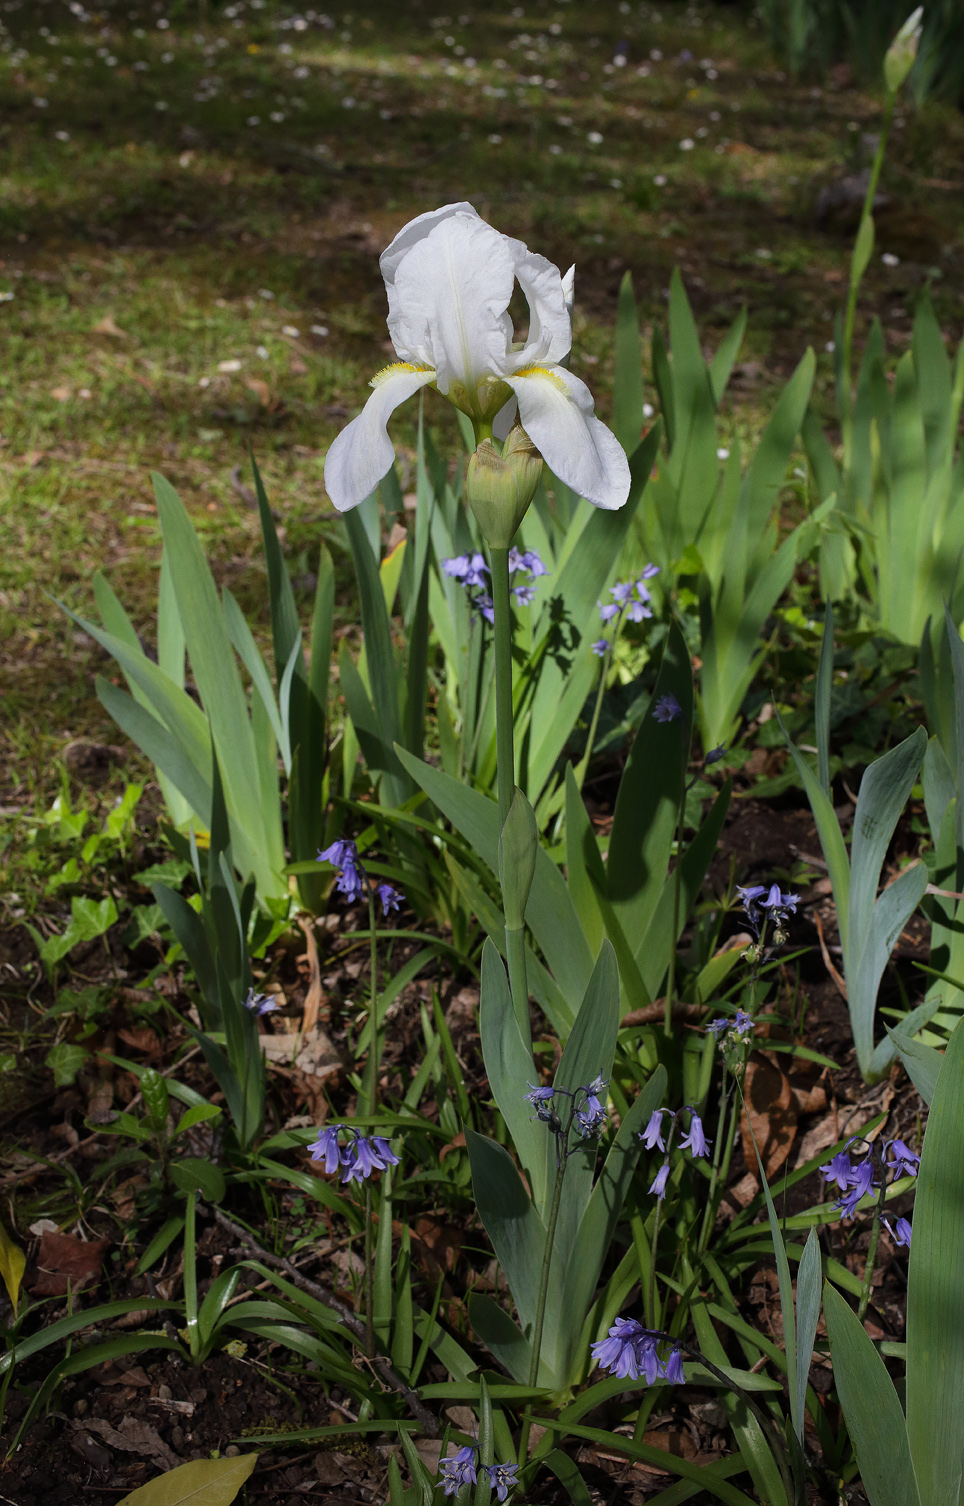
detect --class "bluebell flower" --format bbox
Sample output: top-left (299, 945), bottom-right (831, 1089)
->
top-left (340, 1135), bottom-right (393, 1184)
top-left (438, 1445), bottom-right (478, 1496)
top-left (706, 1017), bottom-right (730, 1039)
top-left (244, 989), bottom-right (280, 1016)
top-left (525, 1082), bottom-right (557, 1123)
top-left (474, 592), bottom-right (495, 625)
top-left (637, 1331), bottom-right (665, 1384)
top-left (308, 1124), bottom-right (345, 1174)
top-left (705, 743), bottom-right (728, 765)
top-left (649, 1162), bottom-right (670, 1199)
top-left (575, 1095), bottom-right (607, 1137)
top-left (318, 838), bottom-right (359, 869)
top-left (335, 857), bottom-right (366, 904)
top-left (835, 1158), bottom-right (878, 1220)
top-left (590, 1316), bottom-right (647, 1379)
top-left (760, 884), bottom-right (799, 916)
top-left (442, 553), bottom-right (489, 589)
top-left (733, 1009), bottom-right (754, 1035)
top-left (821, 1150), bottom-right (855, 1191)
top-left (598, 601), bottom-right (620, 624)
top-left (653, 693), bottom-right (682, 723)
top-left (487, 1462), bottom-right (520, 1502)
top-left (627, 596), bottom-right (654, 623)
top-left (885, 1138), bottom-right (920, 1179)
top-left (513, 583), bottom-right (536, 605)
top-left (678, 1109), bottom-right (711, 1158)
top-left (736, 883), bottom-right (767, 907)
top-left (377, 882), bottom-right (401, 916)
top-left (640, 1109), bottom-right (667, 1150)
top-left (663, 1345), bottom-right (686, 1385)
top-left (370, 1135), bottom-right (400, 1167)
top-left (592, 638), bottom-right (609, 656)
top-left (584, 1073), bottom-right (610, 1096)
top-left (883, 1215), bottom-right (912, 1248)
top-left (509, 546), bottom-right (547, 578)
top-left (610, 580), bottom-right (633, 603)
top-left (639, 563), bottom-right (660, 583)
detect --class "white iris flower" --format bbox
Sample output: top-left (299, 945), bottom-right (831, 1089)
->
top-left (323, 201), bottom-right (630, 514)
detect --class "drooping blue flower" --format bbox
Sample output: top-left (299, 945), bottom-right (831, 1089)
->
top-left (335, 857), bottom-right (366, 904)
top-left (760, 884), bottom-right (799, 916)
top-left (244, 989), bottom-right (280, 1016)
top-left (885, 1138), bottom-right (920, 1180)
top-left (487, 1461), bottom-right (520, 1502)
top-left (835, 1158), bottom-right (878, 1219)
top-left (678, 1109), bottom-right (711, 1159)
top-left (442, 552), bottom-right (489, 589)
top-left (575, 1094), bottom-right (607, 1137)
top-left (591, 638), bottom-right (610, 656)
top-left (513, 583), bottom-right (536, 606)
top-left (626, 595), bottom-right (653, 623)
top-left (318, 838), bottom-right (359, 869)
top-left (736, 884), bottom-right (767, 907)
top-left (706, 1017), bottom-right (730, 1039)
top-left (638, 563), bottom-right (660, 583)
top-left (883, 1215), bottom-right (912, 1248)
top-left (821, 1150), bottom-right (855, 1191)
top-left (640, 1108), bottom-right (667, 1150)
top-left (340, 1135), bottom-right (393, 1184)
top-left (649, 1162), bottom-right (671, 1199)
top-left (584, 1073), bottom-right (610, 1096)
top-left (733, 1009), bottom-right (754, 1036)
top-left (377, 882), bottom-right (401, 916)
top-left (438, 1445), bottom-right (478, 1496)
top-left (610, 580), bottom-right (633, 603)
top-left (653, 693), bottom-right (682, 723)
top-left (637, 1331), bottom-right (665, 1384)
top-left (598, 601), bottom-right (620, 623)
top-left (474, 591), bottom-right (496, 624)
top-left (370, 1135), bottom-right (400, 1167)
top-left (705, 744), bottom-right (728, 765)
top-left (308, 1124), bottom-right (345, 1174)
top-left (525, 1082), bottom-right (557, 1123)
top-left (590, 1316), bottom-right (646, 1379)
top-left (509, 546), bottom-right (547, 578)
top-left (663, 1345), bottom-right (686, 1385)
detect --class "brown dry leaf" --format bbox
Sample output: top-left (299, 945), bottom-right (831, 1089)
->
top-left (298, 916), bottom-right (325, 1035)
top-left (641, 1430), bottom-right (697, 1461)
top-left (50, 386), bottom-right (72, 402)
top-left (740, 1056), bottom-right (798, 1181)
top-left (30, 1231), bottom-right (110, 1296)
top-left (244, 376), bottom-right (273, 407)
top-left (289, 354), bottom-right (309, 376)
top-left (439, 1130), bottom-right (466, 1163)
top-left (83, 1415), bottom-right (179, 1469)
top-left (117, 1026), bottom-right (163, 1060)
top-left (86, 1079), bottom-right (115, 1124)
top-left (414, 1217), bottom-right (463, 1275)
top-left (92, 313), bottom-right (127, 338)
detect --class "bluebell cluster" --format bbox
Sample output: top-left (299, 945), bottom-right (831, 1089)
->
top-left (640, 1106), bottom-right (711, 1200)
top-left (524, 1073), bottom-right (609, 1138)
top-left (308, 1124), bottom-right (400, 1186)
top-left (592, 565), bottom-right (659, 656)
top-left (706, 1009), bottom-right (754, 1041)
top-left (244, 989), bottom-right (281, 1017)
top-left (442, 546), bottom-right (548, 623)
top-left (591, 1317), bottom-right (686, 1386)
top-left (438, 1446), bottom-right (519, 1500)
top-left (737, 882), bottom-right (799, 934)
top-left (821, 1135), bottom-right (919, 1239)
top-left (317, 836), bottom-right (401, 915)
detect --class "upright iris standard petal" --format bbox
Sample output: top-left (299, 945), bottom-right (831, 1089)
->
top-left (324, 364), bottom-right (435, 513)
top-left (505, 364), bottom-right (631, 510)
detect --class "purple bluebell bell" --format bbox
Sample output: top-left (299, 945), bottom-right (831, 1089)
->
top-left (370, 1135), bottom-right (400, 1167)
top-left (598, 601), bottom-right (620, 623)
top-left (575, 1094), bottom-right (607, 1137)
top-left (474, 592), bottom-right (495, 624)
top-left (318, 838), bottom-right (359, 869)
top-left (377, 882), bottom-right (401, 916)
top-left (706, 1017), bottom-right (730, 1039)
top-left (637, 1331), bottom-right (665, 1384)
top-left (592, 638), bottom-right (610, 656)
top-left (821, 1150), bottom-right (855, 1192)
top-left (649, 1162), bottom-right (671, 1199)
top-left (335, 857), bottom-right (366, 904)
top-left (836, 1158), bottom-right (878, 1220)
top-left (641, 1109), bottom-right (667, 1151)
top-left (442, 553), bottom-right (489, 589)
top-left (438, 1446), bottom-right (478, 1496)
top-left (705, 744), bottom-right (728, 765)
top-left (308, 1124), bottom-right (345, 1174)
top-left (244, 989), bottom-right (280, 1016)
top-left (590, 1316), bottom-right (647, 1379)
top-left (653, 693), bottom-right (682, 723)
top-left (610, 581), bottom-right (633, 603)
top-left (760, 884), bottom-right (799, 916)
top-left (733, 1009), bottom-right (754, 1036)
top-left (678, 1109), bottom-right (711, 1158)
top-left (340, 1134), bottom-right (398, 1185)
top-left (885, 1138), bottom-right (920, 1179)
top-left (487, 1462), bottom-right (520, 1502)
top-left (626, 596), bottom-right (654, 623)
top-left (513, 583), bottom-right (536, 606)
top-left (664, 1345), bottom-right (686, 1385)
top-left (509, 546), bottom-right (547, 578)
top-left (525, 1082), bottom-right (557, 1123)
top-left (883, 1215), bottom-right (912, 1248)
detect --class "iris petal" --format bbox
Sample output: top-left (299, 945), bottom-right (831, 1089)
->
top-left (324, 363), bottom-right (435, 512)
top-left (505, 364), bottom-right (631, 510)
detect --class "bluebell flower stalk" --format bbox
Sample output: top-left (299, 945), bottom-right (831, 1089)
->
top-left (820, 1131), bottom-right (918, 1322)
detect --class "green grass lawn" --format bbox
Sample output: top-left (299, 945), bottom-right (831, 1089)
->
top-left (1, 0), bottom-right (963, 819)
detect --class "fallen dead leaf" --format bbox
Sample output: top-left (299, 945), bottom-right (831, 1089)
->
top-left (298, 916), bottom-right (325, 1035)
top-left (50, 386), bottom-right (72, 402)
top-left (91, 313), bottom-right (127, 338)
top-left (289, 354), bottom-right (309, 376)
top-left (243, 376), bottom-right (274, 408)
top-left (30, 1231), bottom-right (110, 1296)
top-left (439, 1130), bottom-right (466, 1163)
top-left (82, 1415), bottom-right (179, 1470)
top-left (117, 1026), bottom-right (163, 1060)
top-left (740, 1056), bottom-right (798, 1180)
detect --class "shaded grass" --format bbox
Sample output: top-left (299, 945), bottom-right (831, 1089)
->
top-left (0, 0), bottom-right (962, 822)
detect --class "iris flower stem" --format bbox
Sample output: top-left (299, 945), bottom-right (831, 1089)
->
top-left (663, 742), bottom-right (688, 1038)
top-left (519, 1150), bottom-right (568, 1466)
top-left (841, 92), bottom-right (895, 465)
top-left (490, 542), bottom-right (530, 1039)
top-left (364, 1180), bottom-right (375, 1359)
top-left (856, 1172), bottom-right (889, 1325)
top-left (365, 879), bottom-right (380, 1118)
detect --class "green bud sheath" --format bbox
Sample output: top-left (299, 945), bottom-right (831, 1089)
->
top-left (467, 427), bottom-right (543, 549)
top-left (884, 5), bottom-right (923, 94)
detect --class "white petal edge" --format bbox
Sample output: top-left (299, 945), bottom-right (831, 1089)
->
top-left (323, 365), bottom-right (435, 513)
top-left (504, 238), bottom-right (571, 369)
top-left (390, 213), bottom-right (516, 395)
top-left (505, 365), bottom-right (630, 510)
top-left (379, 202), bottom-right (480, 286)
